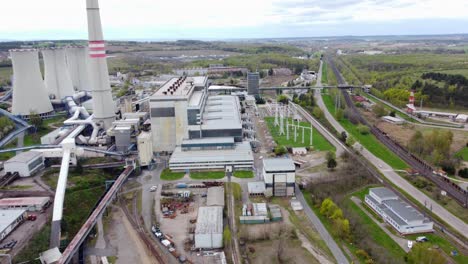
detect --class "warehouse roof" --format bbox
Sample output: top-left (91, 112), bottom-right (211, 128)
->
top-left (181, 137), bottom-right (234, 146)
top-left (170, 142), bottom-right (253, 164)
top-left (370, 187), bottom-right (398, 201)
top-left (0, 197), bottom-right (50, 207)
top-left (207, 187), bottom-right (225, 207)
top-left (5, 151), bottom-right (42, 164)
top-left (195, 206), bottom-right (223, 234)
top-left (199, 95), bottom-right (242, 130)
top-left (263, 158), bottom-right (295, 172)
top-left (383, 199), bottom-right (426, 223)
top-left (0, 209), bottom-right (26, 233)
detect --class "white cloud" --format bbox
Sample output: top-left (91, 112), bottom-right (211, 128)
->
top-left (0, 0), bottom-right (467, 39)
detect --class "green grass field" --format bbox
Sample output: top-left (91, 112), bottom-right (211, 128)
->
top-left (233, 170), bottom-right (254, 178)
top-left (190, 171), bottom-right (225, 180)
top-left (321, 61), bottom-right (329, 84)
top-left (160, 168), bottom-right (185, 181)
top-left (456, 147), bottom-right (468, 161)
top-left (264, 117), bottom-right (335, 151)
top-left (322, 94), bottom-right (408, 170)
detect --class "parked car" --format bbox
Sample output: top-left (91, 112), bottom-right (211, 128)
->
top-left (408, 241), bottom-right (413, 249)
top-left (416, 236), bottom-right (428, 242)
top-left (150, 185), bottom-right (158, 192)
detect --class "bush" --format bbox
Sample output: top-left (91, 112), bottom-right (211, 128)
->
top-left (458, 168), bottom-right (468, 178)
top-left (274, 145), bottom-right (287, 156)
top-left (357, 124), bottom-right (370, 135)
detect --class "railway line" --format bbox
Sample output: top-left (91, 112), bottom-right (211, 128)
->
top-left (327, 57), bottom-right (468, 207)
top-left (120, 195), bottom-right (167, 264)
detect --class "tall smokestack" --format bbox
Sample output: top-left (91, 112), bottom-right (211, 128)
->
top-left (86, 0), bottom-right (115, 129)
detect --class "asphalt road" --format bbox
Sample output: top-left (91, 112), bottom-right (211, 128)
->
top-left (295, 185), bottom-right (349, 264)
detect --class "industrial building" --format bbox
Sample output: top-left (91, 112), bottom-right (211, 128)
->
top-left (0, 197), bottom-right (50, 212)
top-left (365, 187), bottom-right (434, 234)
top-left (206, 187), bottom-right (225, 207)
top-left (263, 158), bottom-right (296, 197)
top-left (194, 206), bottom-right (223, 249)
top-left (137, 131), bottom-right (153, 167)
top-left (150, 76), bottom-right (208, 152)
top-left (4, 151), bottom-right (44, 177)
top-left (169, 141), bottom-right (253, 171)
top-left (0, 209), bottom-right (26, 242)
top-left (9, 49), bottom-right (54, 118)
top-left (247, 182), bottom-right (266, 196)
top-left (247, 72), bottom-right (260, 95)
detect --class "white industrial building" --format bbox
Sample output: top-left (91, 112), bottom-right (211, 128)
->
top-left (206, 187), bottom-right (225, 207)
top-left (248, 182), bottom-right (266, 196)
top-left (137, 132), bottom-right (153, 167)
top-left (382, 116), bottom-right (405, 125)
top-left (169, 141), bottom-right (253, 171)
top-left (4, 151), bottom-right (44, 177)
top-left (0, 209), bottom-right (26, 242)
top-left (9, 49), bottom-right (54, 118)
top-left (194, 206), bottom-right (223, 249)
top-left (0, 197), bottom-right (50, 212)
top-left (365, 187), bottom-right (433, 234)
top-left (263, 158), bottom-right (296, 197)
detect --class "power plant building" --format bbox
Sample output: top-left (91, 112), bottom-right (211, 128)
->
top-left (4, 151), bottom-right (45, 177)
top-left (263, 158), bottom-right (296, 197)
top-left (247, 72), bottom-right (260, 95)
top-left (0, 209), bottom-right (26, 242)
top-left (9, 49), bottom-right (54, 118)
top-left (42, 48), bottom-right (76, 99)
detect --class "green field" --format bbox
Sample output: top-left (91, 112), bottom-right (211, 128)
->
top-left (233, 170), bottom-right (254, 178)
top-left (160, 168), bottom-right (185, 181)
top-left (264, 117), bottom-right (335, 151)
top-left (190, 171), bottom-right (225, 180)
top-left (321, 94), bottom-right (408, 170)
top-left (321, 61), bottom-right (329, 84)
top-left (456, 147), bottom-right (468, 161)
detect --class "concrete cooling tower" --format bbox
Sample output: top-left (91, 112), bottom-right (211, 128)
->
top-left (10, 49), bottom-right (54, 117)
top-left (86, 0), bottom-right (116, 129)
top-left (65, 46), bottom-right (91, 91)
top-left (42, 48), bottom-right (76, 99)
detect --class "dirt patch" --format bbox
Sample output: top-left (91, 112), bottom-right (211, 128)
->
top-left (246, 239), bottom-right (320, 264)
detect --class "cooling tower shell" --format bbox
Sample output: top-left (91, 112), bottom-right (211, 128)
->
top-left (42, 48), bottom-right (76, 99)
top-left (10, 49), bottom-right (54, 117)
top-left (65, 46), bottom-right (91, 91)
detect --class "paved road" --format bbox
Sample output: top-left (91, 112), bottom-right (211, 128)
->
top-left (295, 185), bottom-right (349, 264)
top-left (316, 61), bottom-right (468, 239)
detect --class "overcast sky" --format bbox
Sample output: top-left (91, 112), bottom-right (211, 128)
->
top-left (1, 0), bottom-right (467, 40)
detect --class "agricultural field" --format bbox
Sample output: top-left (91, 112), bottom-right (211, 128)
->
top-left (264, 116), bottom-right (335, 152)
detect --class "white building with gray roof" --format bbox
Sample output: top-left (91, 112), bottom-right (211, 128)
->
top-left (365, 187), bottom-right (433, 234)
top-left (194, 206), bottom-right (223, 249)
top-left (0, 209), bottom-right (26, 242)
top-left (4, 151), bottom-right (44, 177)
top-left (263, 158), bottom-right (296, 197)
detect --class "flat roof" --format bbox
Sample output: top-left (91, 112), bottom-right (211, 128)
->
top-left (0, 209), bottom-right (26, 233)
top-left (248, 182), bottom-right (265, 194)
top-left (197, 95), bottom-right (242, 130)
top-left (383, 199), bottom-right (426, 223)
top-left (182, 137), bottom-right (234, 146)
top-left (207, 187), bottom-right (225, 207)
top-left (5, 151), bottom-right (42, 164)
top-left (382, 116), bottom-right (404, 122)
top-left (0, 197), bottom-right (50, 207)
top-left (370, 187), bottom-right (398, 200)
top-left (195, 206), bottom-right (223, 234)
top-left (263, 158), bottom-right (295, 172)
top-left (188, 90), bottom-right (204, 107)
top-left (152, 76), bottom-right (206, 99)
top-left (170, 142), bottom-right (253, 164)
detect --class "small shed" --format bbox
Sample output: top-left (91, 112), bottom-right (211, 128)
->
top-left (4, 151), bottom-right (44, 177)
top-left (292, 147), bottom-right (307, 156)
top-left (247, 182), bottom-right (265, 196)
top-left (206, 187), bottom-right (225, 207)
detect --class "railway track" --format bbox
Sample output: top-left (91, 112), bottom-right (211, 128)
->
top-left (327, 57), bottom-right (468, 207)
top-left (120, 197), bottom-right (166, 263)
top-left (0, 172), bottom-right (19, 187)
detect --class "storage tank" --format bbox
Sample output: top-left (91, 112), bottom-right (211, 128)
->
top-left (42, 48), bottom-right (76, 99)
top-left (65, 46), bottom-right (91, 91)
top-left (10, 49), bottom-right (54, 117)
